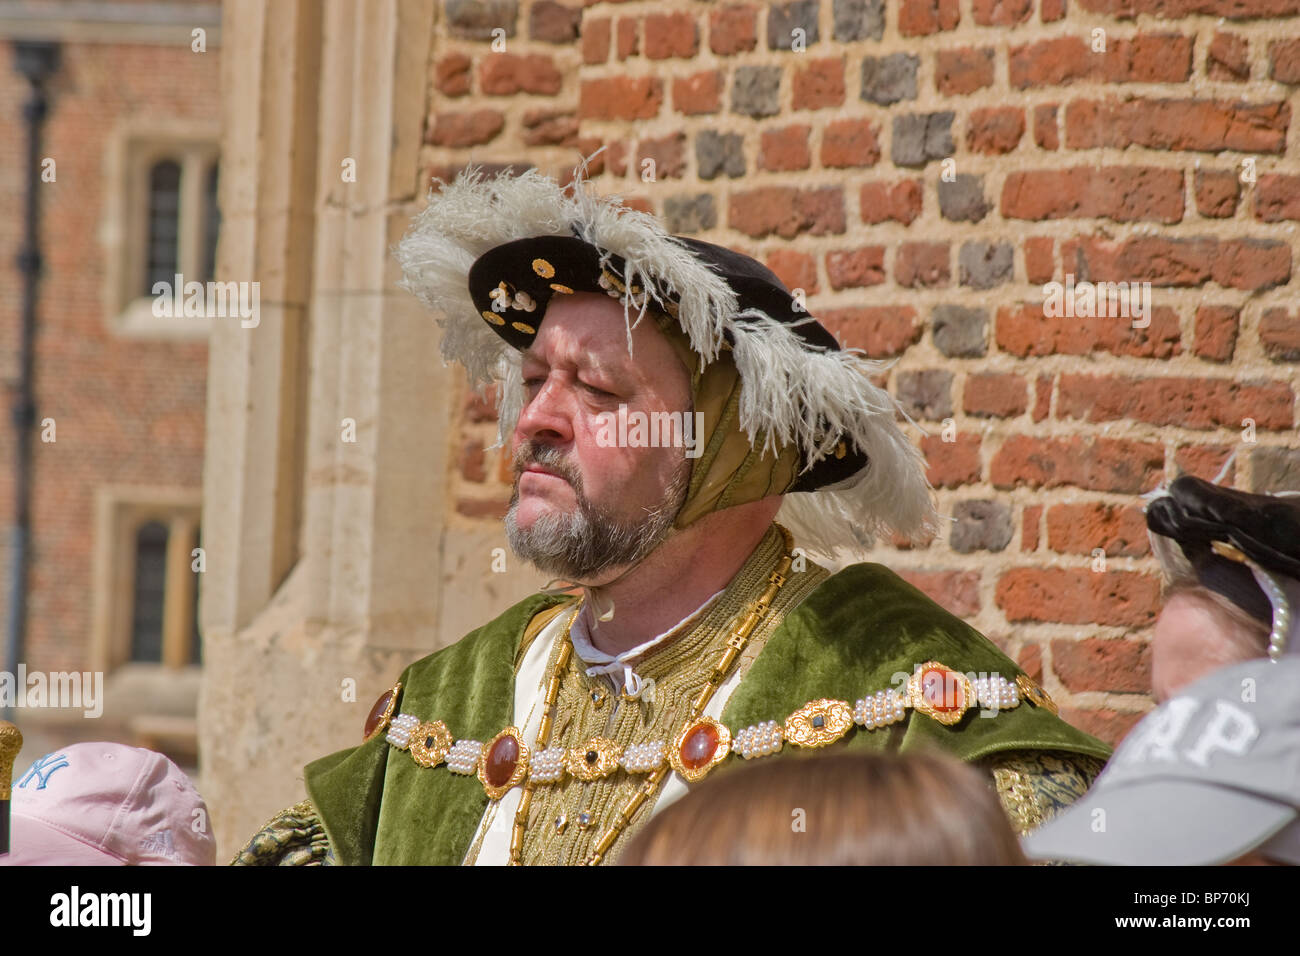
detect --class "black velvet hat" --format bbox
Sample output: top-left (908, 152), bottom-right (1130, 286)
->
top-left (465, 227), bottom-right (869, 492)
top-left (1147, 474), bottom-right (1300, 658)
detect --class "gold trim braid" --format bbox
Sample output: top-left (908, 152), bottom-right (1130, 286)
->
top-left (230, 800), bottom-right (335, 866)
top-left (978, 750), bottom-right (1107, 837)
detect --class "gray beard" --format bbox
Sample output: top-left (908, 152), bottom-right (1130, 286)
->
top-left (505, 441), bottom-right (690, 582)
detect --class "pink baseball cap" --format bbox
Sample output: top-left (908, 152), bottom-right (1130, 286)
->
top-left (1, 742), bottom-right (216, 866)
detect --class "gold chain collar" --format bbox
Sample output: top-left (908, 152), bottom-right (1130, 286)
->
top-left (513, 524), bottom-right (796, 865)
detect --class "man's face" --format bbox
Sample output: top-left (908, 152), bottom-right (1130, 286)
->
top-left (505, 292), bottom-right (693, 582)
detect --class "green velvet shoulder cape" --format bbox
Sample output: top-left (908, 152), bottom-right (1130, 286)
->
top-left (304, 563), bottom-right (1112, 865)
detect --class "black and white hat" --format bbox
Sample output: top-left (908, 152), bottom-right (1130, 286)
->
top-left (1146, 474), bottom-right (1300, 659)
top-left (393, 154), bottom-right (939, 556)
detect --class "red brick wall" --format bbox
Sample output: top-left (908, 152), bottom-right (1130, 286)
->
top-left (416, 0), bottom-right (1300, 745)
top-left (0, 40), bottom-right (217, 672)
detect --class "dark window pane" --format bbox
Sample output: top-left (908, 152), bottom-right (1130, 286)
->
top-left (201, 163), bottom-right (220, 284)
top-left (144, 160), bottom-right (181, 296)
top-left (131, 522), bottom-right (169, 662)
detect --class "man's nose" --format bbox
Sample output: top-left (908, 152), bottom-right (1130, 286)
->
top-left (515, 376), bottom-right (574, 445)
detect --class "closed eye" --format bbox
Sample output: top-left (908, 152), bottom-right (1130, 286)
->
top-left (521, 372), bottom-right (618, 398)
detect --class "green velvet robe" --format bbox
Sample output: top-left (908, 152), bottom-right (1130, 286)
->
top-left (290, 563), bottom-right (1111, 866)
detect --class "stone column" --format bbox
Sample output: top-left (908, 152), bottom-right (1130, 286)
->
top-left (199, 0), bottom-right (441, 861)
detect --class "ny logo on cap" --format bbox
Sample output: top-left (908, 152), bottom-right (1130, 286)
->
top-left (17, 752), bottom-right (70, 790)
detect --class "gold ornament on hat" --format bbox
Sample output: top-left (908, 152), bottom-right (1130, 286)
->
top-left (488, 281), bottom-right (513, 308)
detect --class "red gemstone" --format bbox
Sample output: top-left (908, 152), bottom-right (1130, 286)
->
top-left (485, 734), bottom-right (520, 788)
top-left (680, 723), bottom-right (719, 771)
top-left (922, 667), bottom-right (963, 713)
top-left (363, 690), bottom-right (394, 740)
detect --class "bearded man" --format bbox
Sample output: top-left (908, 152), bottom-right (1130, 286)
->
top-left (233, 159), bottom-right (1110, 866)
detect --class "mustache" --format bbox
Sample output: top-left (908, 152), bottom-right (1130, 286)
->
top-left (513, 441), bottom-right (581, 490)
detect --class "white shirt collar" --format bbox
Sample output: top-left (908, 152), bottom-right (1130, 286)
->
top-left (568, 588), bottom-right (726, 699)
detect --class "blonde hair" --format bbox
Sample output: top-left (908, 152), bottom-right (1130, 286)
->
top-left (619, 749), bottom-right (1027, 866)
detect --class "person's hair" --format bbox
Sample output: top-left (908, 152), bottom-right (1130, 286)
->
top-left (1161, 581), bottom-right (1271, 657)
top-left (618, 749), bottom-right (1027, 866)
